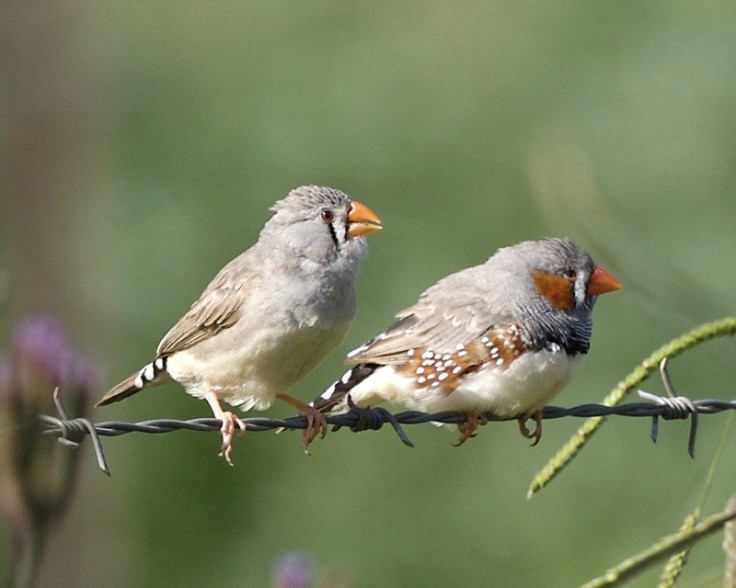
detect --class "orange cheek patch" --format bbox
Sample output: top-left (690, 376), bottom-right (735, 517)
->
top-left (531, 271), bottom-right (574, 311)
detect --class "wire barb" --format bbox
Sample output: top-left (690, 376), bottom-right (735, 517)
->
top-left (637, 357), bottom-right (699, 458)
top-left (38, 388), bottom-right (111, 475)
top-left (339, 395), bottom-right (415, 447)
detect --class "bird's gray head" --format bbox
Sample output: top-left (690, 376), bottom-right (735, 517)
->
top-left (490, 238), bottom-right (620, 353)
top-left (262, 185), bottom-right (382, 274)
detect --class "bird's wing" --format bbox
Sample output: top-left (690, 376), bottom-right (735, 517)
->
top-left (348, 280), bottom-right (505, 365)
top-left (155, 261), bottom-right (257, 357)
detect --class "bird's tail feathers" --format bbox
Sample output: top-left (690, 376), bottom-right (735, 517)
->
top-left (96, 357), bottom-right (169, 406)
top-left (311, 363), bottom-right (378, 413)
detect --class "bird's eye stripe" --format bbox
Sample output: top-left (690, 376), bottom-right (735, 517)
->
top-left (326, 216), bottom-right (339, 248)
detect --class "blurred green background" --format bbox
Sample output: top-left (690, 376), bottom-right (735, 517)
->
top-left (3, 2), bottom-right (735, 586)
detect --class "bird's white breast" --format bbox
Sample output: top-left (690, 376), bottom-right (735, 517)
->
top-left (166, 316), bottom-right (352, 411)
top-left (445, 349), bottom-right (583, 417)
top-left (345, 349), bottom-right (583, 418)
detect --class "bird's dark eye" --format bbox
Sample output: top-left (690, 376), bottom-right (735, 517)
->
top-left (320, 209), bottom-right (335, 223)
top-left (563, 268), bottom-right (577, 281)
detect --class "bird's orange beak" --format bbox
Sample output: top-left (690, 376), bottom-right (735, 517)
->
top-left (587, 265), bottom-right (622, 296)
top-left (346, 200), bottom-right (382, 238)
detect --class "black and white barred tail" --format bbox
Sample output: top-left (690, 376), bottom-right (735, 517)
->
top-left (311, 363), bottom-right (379, 413)
top-left (96, 356), bottom-right (169, 406)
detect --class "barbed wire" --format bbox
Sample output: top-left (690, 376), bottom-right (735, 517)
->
top-left (40, 386), bottom-right (736, 475)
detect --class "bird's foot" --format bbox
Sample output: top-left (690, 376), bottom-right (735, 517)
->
top-left (299, 405), bottom-right (328, 453)
top-left (276, 393), bottom-right (328, 454)
top-left (217, 411), bottom-right (247, 466)
top-left (517, 409), bottom-right (542, 446)
top-left (453, 412), bottom-right (488, 447)
top-left (204, 391), bottom-right (246, 466)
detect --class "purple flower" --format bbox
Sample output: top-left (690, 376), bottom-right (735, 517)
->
top-left (8, 315), bottom-right (98, 409)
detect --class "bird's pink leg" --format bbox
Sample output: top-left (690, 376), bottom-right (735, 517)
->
top-left (276, 393), bottom-right (328, 453)
top-left (205, 391), bottom-right (246, 465)
top-left (453, 412), bottom-right (489, 446)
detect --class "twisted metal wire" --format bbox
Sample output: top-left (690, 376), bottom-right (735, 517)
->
top-left (40, 391), bottom-right (736, 474)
